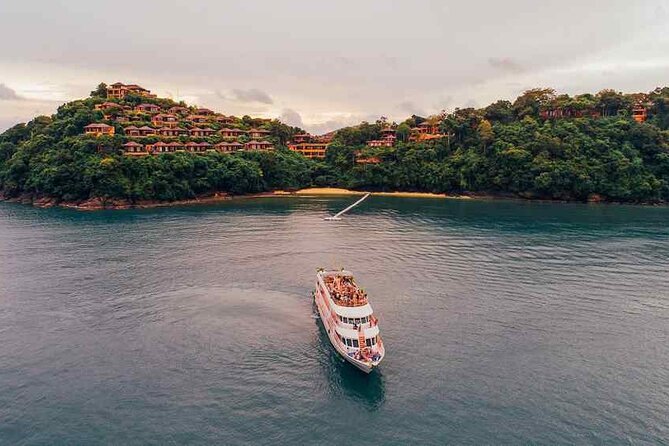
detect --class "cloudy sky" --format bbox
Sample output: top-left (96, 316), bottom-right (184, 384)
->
top-left (1, 0), bottom-right (668, 133)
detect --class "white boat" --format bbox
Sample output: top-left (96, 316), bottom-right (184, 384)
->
top-left (314, 269), bottom-right (385, 373)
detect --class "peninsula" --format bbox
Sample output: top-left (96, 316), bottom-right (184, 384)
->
top-left (1, 83), bottom-right (668, 208)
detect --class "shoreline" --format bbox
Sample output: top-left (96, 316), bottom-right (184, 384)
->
top-left (0, 188), bottom-right (664, 210)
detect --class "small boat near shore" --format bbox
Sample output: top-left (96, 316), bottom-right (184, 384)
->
top-left (314, 269), bottom-right (385, 373)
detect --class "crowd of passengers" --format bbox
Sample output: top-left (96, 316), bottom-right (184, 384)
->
top-left (326, 275), bottom-right (367, 305)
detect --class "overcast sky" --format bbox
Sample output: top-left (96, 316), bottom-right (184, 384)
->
top-left (0, 0), bottom-right (667, 133)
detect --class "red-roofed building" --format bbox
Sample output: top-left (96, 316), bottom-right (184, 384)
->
top-left (215, 141), bottom-right (244, 153)
top-left (184, 142), bottom-right (212, 153)
top-left (124, 125), bottom-right (141, 137)
top-left (107, 83), bottom-right (154, 99)
top-left (219, 128), bottom-right (246, 138)
top-left (632, 104), bottom-right (649, 123)
top-left (291, 133), bottom-right (312, 144)
top-left (135, 103), bottom-right (161, 114)
top-left (245, 140), bottom-right (274, 151)
top-left (95, 102), bottom-right (120, 111)
top-left (137, 126), bottom-right (156, 137)
top-left (186, 115), bottom-right (209, 124)
top-left (215, 115), bottom-right (235, 124)
top-left (409, 122), bottom-right (445, 142)
top-left (248, 128), bottom-right (270, 139)
top-left (168, 106), bottom-right (189, 115)
top-left (157, 127), bottom-right (187, 137)
top-left (189, 127), bottom-right (216, 137)
top-left (84, 123), bottom-right (115, 136)
top-left (288, 143), bottom-right (328, 159)
top-left (122, 141), bottom-right (148, 156)
top-left (151, 114), bottom-right (179, 128)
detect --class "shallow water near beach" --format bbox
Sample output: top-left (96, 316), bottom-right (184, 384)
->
top-left (1, 197), bottom-right (668, 445)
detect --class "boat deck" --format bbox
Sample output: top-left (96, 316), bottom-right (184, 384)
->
top-left (323, 274), bottom-right (368, 307)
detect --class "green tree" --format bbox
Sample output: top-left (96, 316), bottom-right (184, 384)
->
top-left (90, 83), bottom-right (108, 98)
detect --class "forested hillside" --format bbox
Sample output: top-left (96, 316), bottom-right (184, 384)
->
top-left (1, 86), bottom-right (668, 205)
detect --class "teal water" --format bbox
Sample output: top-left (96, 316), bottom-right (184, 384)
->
top-left (0, 197), bottom-right (668, 445)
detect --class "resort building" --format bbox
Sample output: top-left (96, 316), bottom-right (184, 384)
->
top-left (124, 126), bottom-right (141, 137)
top-left (632, 105), bottom-right (648, 123)
top-left (196, 108), bottom-right (215, 116)
top-left (248, 128), bottom-right (270, 139)
top-left (95, 102), bottom-right (120, 111)
top-left (122, 141), bottom-right (148, 156)
top-left (356, 156), bottom-right (381, 164)
top-left (409, 122), bottom-right (445, 142)
top-left (84, 123), bottom-right (115, 136)
top-left (151, 114), bottom-right (179, 128)
top-left (148, 141), bottom-right (185, 153)
top-left (137, 126), bottom-right (156, 137)
top-left (215, 115), bottom-right (235, 124)
top-left (157, 127), bottom-right (187, 137)
top-left (186, 115), bottom-right (209, 124)
top-left (219, 128), bottom-right (246, 138)
top-left (189, 127), bottom-right (216, 137)
top-left (289, 143), bottom-right (328, 159)
top-left (367, 138), bottom-right (394, 147)
top-left (245, 140), bottom-right (274, 151)
top-left (168, 142), bottom-right (185, 152)
top-left (292, 133), bottom-right (312, 144)
top-left (135, 103), bottom-right (161, 114)
top-left (366, 127), bottom-right (396, 147)
top-left (215, 141), bottom-right (244, 152)
top-left (184, 141), bottom-right (213, 153)
top-left (168, 106), bottom-right (189, 115)
top-left (148, 142), bottom-right (165, 153)
top-left (314, 132), bottom-right (336, 144)
top-left (107, 83), bottom-right (155, 99)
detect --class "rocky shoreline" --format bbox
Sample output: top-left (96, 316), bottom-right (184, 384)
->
top-left (0, 192), bottom-right (279, 210)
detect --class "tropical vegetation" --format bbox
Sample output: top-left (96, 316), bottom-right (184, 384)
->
top-left (1, 85), bottom-right (668, 205)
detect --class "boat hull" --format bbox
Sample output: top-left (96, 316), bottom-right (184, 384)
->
top-left (313, 287), bottom-right (382, 374)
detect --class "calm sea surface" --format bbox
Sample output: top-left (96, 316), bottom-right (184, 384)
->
top-left (0, 197), bottom-right (668, 445)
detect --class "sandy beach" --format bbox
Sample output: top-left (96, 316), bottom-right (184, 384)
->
top-left (291, 187), bottom-right (470, 199)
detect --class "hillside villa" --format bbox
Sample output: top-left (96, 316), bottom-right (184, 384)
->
top-left (287, 132), bottom-right (328, 158)
top-left (107, 83), bottom-right (156, 99)
top-left (84, 123), bottom-right (115, 136)
top-left (367, 127), bottom-right (397, 147)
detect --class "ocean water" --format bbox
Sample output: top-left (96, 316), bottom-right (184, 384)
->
top-left (0, 196), bottom-right (668, 445)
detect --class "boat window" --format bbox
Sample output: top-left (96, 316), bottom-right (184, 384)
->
top-left (345, 338), bottom-right (352, 347)
top-left (352, 339), bottom-right (359, 348)
top-left (365, 338), bottom-right (372, 347)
